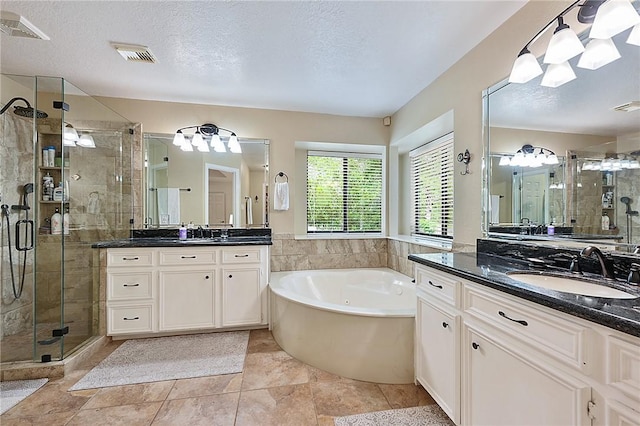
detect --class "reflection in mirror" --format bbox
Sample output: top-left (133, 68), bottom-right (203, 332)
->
top-left (483, 26), bottom-right (640, 253)
top-left (143, 134), bottom-right (269, 228)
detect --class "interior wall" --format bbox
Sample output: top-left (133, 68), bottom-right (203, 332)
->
top-left (390, 0), bottom-right (577, 247)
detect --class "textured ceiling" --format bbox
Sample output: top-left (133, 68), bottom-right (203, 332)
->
top-left (0, 0), bottom-right (526, 117)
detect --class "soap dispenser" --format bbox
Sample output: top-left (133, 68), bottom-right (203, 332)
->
top-left (51, 207), bottom-right (62, 235)
top-left (179, 223), bottom-right (187, 240)
top-left (63, 207), bottom-right (70, 235)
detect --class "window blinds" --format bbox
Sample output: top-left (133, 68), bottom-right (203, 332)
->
top-left (410, 136), bottom-right (454, 238)
top-left (307, 152), bottom-right (382, 233)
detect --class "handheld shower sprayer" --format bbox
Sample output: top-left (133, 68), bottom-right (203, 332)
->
top-left (620, 196), bottom-right (639, 216)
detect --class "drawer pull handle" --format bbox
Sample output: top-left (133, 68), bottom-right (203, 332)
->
top-left (428, 280), bottom-right (443, 289)
top-left (123, 283), bottom-right (140, 287)
top-left (442, 322), bottom-right (448, 328)
top-left (205, 275), bottom-right (210, 279)
top-left (472, 342), bottom-right (480, 350)
top-left (234, 254), bottom-right (250, 258)
top-left (123, 317), bottom-right (139, 321)
top-left (122, 257), bottom-right (139, 261)
top-left (181, 255), bottom-right (197, 259)
top-left (498, 311), bottom-right (528, 326)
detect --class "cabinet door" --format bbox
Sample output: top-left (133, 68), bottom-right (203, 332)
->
top-left (159, 270), bottom-right (215, 331)
top-left (463, 324), bottom-right (591, 426)
top-left (416, 297), bottom-right (459, 424)
top-left (221, 267), bottom-right (262, 326)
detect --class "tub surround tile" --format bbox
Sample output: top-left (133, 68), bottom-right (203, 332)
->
top-left (311, 379), bottom-right (391, 417)
top-left (242, 351), bottom-right (309, 391)
top-left (152, 393), bottom-right (238, 426)
top-left (236, 384), bottom-right (316, 426)
top-left (167, 374), bottom-right (242, 400)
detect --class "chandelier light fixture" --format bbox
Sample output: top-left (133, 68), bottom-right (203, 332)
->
top-left (173, 123), bottom-right (241, 153)
top-left (509, 0), bottom-right (640, 87)
top-left (499, 144), bottom-right (559, 168)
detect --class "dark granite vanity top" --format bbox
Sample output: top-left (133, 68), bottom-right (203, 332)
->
top-left (408, 252), bottom-right (640, 338)
top-left (92, 228), bottom-right (272, 248)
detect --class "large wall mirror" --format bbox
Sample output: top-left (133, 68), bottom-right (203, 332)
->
top-left (483, 27), bottom-right (640, 253)
top-left (144, 134), bottom-right (269, 228)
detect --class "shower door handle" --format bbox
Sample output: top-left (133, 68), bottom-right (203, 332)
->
top-left (15, 219), bottom-right (34, 251)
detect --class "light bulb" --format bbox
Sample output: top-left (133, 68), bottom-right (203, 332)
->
top-left (577, 38), bottom-right (621, 70)
top-left (541, 62), bottom-right (576, 88)
top-left (228, 134), bottom-right (242, 153)
top-left (77, 134), bottom-right (96, 148)
top-left (589, 0), bottom-right (640, 39)
top-left (628, 23), bottom-right (640, 46)
top-left (210, 134), bottom-right (226, 152)
top-left (508, 49), bottom-right (543, 84)
top-left (543, 18), bottom-right (584, 64)
top-left (499, 155), bottom-right (512, 166)
top-left (173, 130), bottom-right (185, 146)
top-left (191, 131), bottom-right (204, 147)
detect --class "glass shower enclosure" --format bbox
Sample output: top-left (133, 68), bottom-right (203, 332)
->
top-left (1, 74), bottom-right (136, 364)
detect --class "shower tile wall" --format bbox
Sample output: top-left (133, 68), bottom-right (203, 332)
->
top-left (615, 169), bottom-right (640, 245)
top-left (0, 113), bottom-right (35, 341)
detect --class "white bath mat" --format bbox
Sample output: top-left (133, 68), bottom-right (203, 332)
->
top-left (334, 405), bottom-right (455, 426)
top-left (69, 331), bottom-right (249, 391)
top-left (0, 378), bottom-right (48, 415)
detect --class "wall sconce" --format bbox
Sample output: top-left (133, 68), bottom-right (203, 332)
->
top-left (173, 123), bottom-right (241, 154)
top-left (499, 144), bottom-right (559, 168)
top-left (509, 0), bottom-right (640, 87)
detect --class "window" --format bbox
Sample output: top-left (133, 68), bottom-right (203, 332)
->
top-left (410, 134), bottom-right (454, 238)
top-left (307, 151), bottom-right (382, 233)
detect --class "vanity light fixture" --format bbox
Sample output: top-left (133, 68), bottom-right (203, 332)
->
top-left (172, 123), bottom-right (241, 153)
top-left (77, 133), bottom-right (96, 148)
top-left (508, 0), bottom-right (640, 87)
top-left (499, 144), bottom-right (559, 168)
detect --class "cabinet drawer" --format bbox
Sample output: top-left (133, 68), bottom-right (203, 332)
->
top-left (607, 334), bottom-right (640, 402)
top-left (415, 265), bottom-right (460, 307)
top-left (222, 248), bottom-right (262, 264)
top-left (108, 250), bottom-right (154, 267)
top-left (108, 272), bottom-right (153, 301)
top-left (107, 305), bottom-right (154, 335)
top-left (464, 284), bottom-right (589, 372)
top-left (159, 249), bottom-right (217, 266)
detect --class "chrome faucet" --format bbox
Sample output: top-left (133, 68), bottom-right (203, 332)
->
top-left (580, 246), bottom-right (616, 280)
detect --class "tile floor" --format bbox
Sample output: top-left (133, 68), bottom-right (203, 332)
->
top-left (0, 329), bottom-right (438, 425)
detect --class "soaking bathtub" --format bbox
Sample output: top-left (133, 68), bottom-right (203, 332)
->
top-left (269, 268), bottom-right (416, 384)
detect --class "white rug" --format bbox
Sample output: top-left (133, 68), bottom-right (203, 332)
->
top-left (334, 405), bottom-right (455, 426)
top-left (69, 331), bottom-right (249, 391)
top-left (1, 378), bottom-right (48, 415)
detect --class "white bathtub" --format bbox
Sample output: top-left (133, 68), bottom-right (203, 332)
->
top-left (269, 268), bottom-right (416, 384)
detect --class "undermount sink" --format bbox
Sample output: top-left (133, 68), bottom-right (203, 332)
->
top-left (506, 272), bottom-right (637, 299)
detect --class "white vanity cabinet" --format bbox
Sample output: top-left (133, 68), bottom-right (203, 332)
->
top-left (415, 266), bottom-right (461, 424)
top-left (220, 246), bottom-right (268, 327)
top-left (106, 244), bottom-right (270, 337)
top-left (414, 263), bottom-right (640, 426)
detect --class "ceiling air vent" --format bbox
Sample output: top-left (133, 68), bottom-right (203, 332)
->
top-left (0, 11), bottom-right (49, 40)
top-left (613, 101), bottom-right (640, 112)
top-left (112, 43), bottom-right (157, 63)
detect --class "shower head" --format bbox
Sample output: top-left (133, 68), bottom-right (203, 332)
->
top-left (23, 183), bottom-right (34, 195)
top-left (621, 196), bottom-right (632, 205)
top-left (0, 97), bottom-right (48, 118)
top-left (621, 196), bottom-right (637, 215)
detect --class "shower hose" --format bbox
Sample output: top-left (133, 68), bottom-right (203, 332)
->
top-left (1, 204), bottom-right (27, 299)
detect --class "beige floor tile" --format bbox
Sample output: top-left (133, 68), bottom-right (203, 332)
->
top-left (317, 415), bottom-right (336, 426)
top-left (241, 351), bottom-right (309, 391)
top-left (0, 411), bottom-right (76, 425)
top-left (377, 383), bottom-right (436, 409)
top-left (3, 383), bottom-right (92, 417)
top-left (82, 381), bottom-right (174, 409)
top-left (66, 402), bottom-right (162, 426)
top-left (152, 393), bottom-right (239, 426)
top-left (246, 329), bottom-right (282, 353)
top-left (307, 365), bottom-right (342, 383)
top-left (236, 384), bottom-right (316, 426)
top-left (167, 373), bottom-right (242, 400)
top-left (311, 380), bottom-right (390, 417)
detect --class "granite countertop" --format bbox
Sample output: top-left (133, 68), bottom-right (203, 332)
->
top-left (92, 236), bottom-right (272, 248)
top-left (408, 252), bottom-right (640, 338)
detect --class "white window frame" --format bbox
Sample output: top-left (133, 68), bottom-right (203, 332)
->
top-left (410, 133), bottom-right (454, 240)
top-left (306, 149), bottom-right (386, 237)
